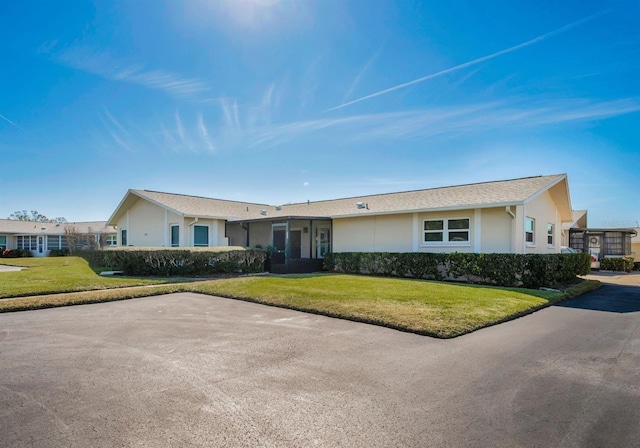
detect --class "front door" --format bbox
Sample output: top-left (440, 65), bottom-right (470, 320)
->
top-left (37, 236), bottom-right (45, 257)
top-left (317, 228), bottom-right (331, 258)
top-left (272, 226), bottom-right (286, 265)
top-left (290, 230), bottom-right (301, 259)
top-left (588, 234), bottom-right (601, 269)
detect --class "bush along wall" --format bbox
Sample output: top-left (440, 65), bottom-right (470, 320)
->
top-left (600, 257), bottom-right (635, 273)
top-left (79, 249), bottom-right (266, 276)
top-left (324, 252), bottom-right (591, 288)
top-left (1, 249), bottom-right (33, 258)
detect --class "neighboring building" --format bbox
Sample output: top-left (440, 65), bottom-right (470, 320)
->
top-left (631, 228), bottom-right (640, 262)
top-left (0, 220), bottom-right (116, 257)
top-left (568, 227), bottom-right (638, 268)
top-left (107, 174), bottom-right (575, 272)
top-left (561, 209), bottom-right (588, 247)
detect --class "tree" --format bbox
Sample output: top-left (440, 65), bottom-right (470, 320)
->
top-left (8, 210), bottom-right (67, 223)
top-left (64, 225), bottom-right (98, 254)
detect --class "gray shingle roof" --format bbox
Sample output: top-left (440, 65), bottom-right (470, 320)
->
top-left (0, 220), bottom-right (115, 235)
top-left (126, 174), bottom-right (567, 221)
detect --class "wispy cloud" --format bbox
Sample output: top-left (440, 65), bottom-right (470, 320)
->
top-left (246, 96), bottom-right (640, 148)
top-left (326, 10), bottom-right (610, 112)
top-left (101, 110), bottom-right (137, 153)
top-left (175, 111), bottom-right (185, 141)
top-left (95, 94), bottom-right (639, 157)
top-left (0, 114), bottom-right (25, 131)
top-left (57, 47), bottom-right (209, 99)
top-left (342, 47), bottom-right (382, 102)
top-left (197, 113), bottom-right (216, 152)
top-left (300, 57), bottom-right (322, 108)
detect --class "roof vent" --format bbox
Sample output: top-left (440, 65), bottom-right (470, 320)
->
top-left (260, 210), bottom-right (267, 216)
top-left (356, 202), bottom-right (366, 209)
top-left (275, 206), bottom-right (282, 211)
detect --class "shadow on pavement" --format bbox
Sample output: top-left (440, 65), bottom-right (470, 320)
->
top-left (555, 283), bottom-right (640, 313)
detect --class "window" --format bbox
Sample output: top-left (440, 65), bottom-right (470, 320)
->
top-left (106, 235), bottom-right (117, 247)
top-left (0, 235), bottom-right (6, 250)
top-left (423, 218), bottom-right (470, 244)
top-left (17, 236), bottom-right (37, 250)
top-left (547, 224), bottom-right (554, 246)
top-left (46, 235), bottom-right (68, 250)
top-left (525, 218), bottom-right (535, 244)
top-left (171, 225), bottom-right (179, 247)
top-left (194, 225), bottom-right (209, 246)
top-left (121, 229), bottom-right (127, 246)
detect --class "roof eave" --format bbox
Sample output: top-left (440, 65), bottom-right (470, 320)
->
top-left (330, 201), bottom-right (523, 219)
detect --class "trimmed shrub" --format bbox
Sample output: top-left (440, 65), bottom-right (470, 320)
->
top-left (600, 257), bottom-right (635, 273)
top-left (1, 249), bottom-right (33, 258)
top-left (324, 252), bottom-right (591, 288)
top-left (78, 248), bottom-right (266, 276)
top-left (634, 262), bottom-right (640, 272)
top-left (48, 249), bottom-right (71, 257)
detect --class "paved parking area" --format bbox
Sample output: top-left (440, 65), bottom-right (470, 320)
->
top-left (1, 280), bottom-right (639, 447)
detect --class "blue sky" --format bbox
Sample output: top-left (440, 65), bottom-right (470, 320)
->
top-left (1, 0), bottom-right (638, 226)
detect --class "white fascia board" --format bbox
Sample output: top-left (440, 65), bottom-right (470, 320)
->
top-left (106, 189), bottom-right (136, 226)
top-left (522, 174), bottom-right (567, 204)
top-left (130, 191), bottom-right (186, 219)
top-left (330, 201), bottom-right (522, 219)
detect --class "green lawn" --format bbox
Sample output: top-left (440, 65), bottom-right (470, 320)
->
top-left (0, 258), bottom-right (600, 338)
top-left (188, 274), bottom-right (596, 338)
top-left (0, 257), bottom-right (189, 298)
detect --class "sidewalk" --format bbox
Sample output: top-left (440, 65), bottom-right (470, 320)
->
top-left (581, 270), bottom-right (640, 286)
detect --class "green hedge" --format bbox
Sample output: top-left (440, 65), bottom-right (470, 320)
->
top-left (79, 249), bottom-right (266, 276)
top-left (600, 257), bottom-right (635, 273)
top-left (324, 252), bottom-right (591, 288)
top-left (48, 249), bottom-right (71, 257)
top-left (1, 249), bottom-right (33, 258)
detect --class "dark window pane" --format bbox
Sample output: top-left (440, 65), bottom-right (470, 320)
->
top-left (424, 220), bottom-right (443, 231)
top-left (273, 229), bottom-right (286, 251)
top-left (121, 229), bottom-right (127, 246)
top-left (171, 226), bottom-right (179, 247)
top-left (526, 232), bottom-right (534, 243)
top-left (194, 225), bottom-right (208, 246)
top-left (449, 231), bottom-right (469, 242)
top-left (424, 232), bottom-right (443, 242)
top-left (448, 219), bottom-right (469, 230)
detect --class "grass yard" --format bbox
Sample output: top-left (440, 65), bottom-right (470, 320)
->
top-left (0, 257), bottom-right (190, 298)
top-left (190, 274), bottom-right (598, 338)
top-left (0, 258), bottom-right (600, 338)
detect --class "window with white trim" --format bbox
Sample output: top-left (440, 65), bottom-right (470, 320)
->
top-left (0, 235), bottom-right (6, 250)
top-left (547, 224), bottom-right (554, 246)
top-left (423, 218), bottom-right (470, 244)
top-left (194, 225), bottom-right (209, 247)
top-left (46, 235), bottom-right (68, 250)
top-left (121, 229), bottom-right (127, 246)
top-left (170, 225), bottom-right (179, 247)
top-left (525, 218), bottom-right (535, 244)
top-left (17, 235), bottom-right (38, 250)
top-left (106, 235), bottom-right (117, 247)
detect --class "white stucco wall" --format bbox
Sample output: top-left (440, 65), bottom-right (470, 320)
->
top-left (523, 191), bottom-right (561, 254)
top-left (116, 198), bottom-right (165, 246)
top-left (480, 207), bottom-right (513, 253)
top-left (333, 214), bottom-right (413, 252)
top-left (248, 221), bottom-right (272, 248)
top-left (115, 198), bottom-right (227, 247)
top-left (225, 223), bottom-right (246, 247)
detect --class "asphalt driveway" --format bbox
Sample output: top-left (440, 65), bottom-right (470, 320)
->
top-left (1, 276), bottom-right (639, 447)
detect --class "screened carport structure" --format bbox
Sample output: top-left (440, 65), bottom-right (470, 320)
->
top-left (568, 228), bottom-right (637, 260)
